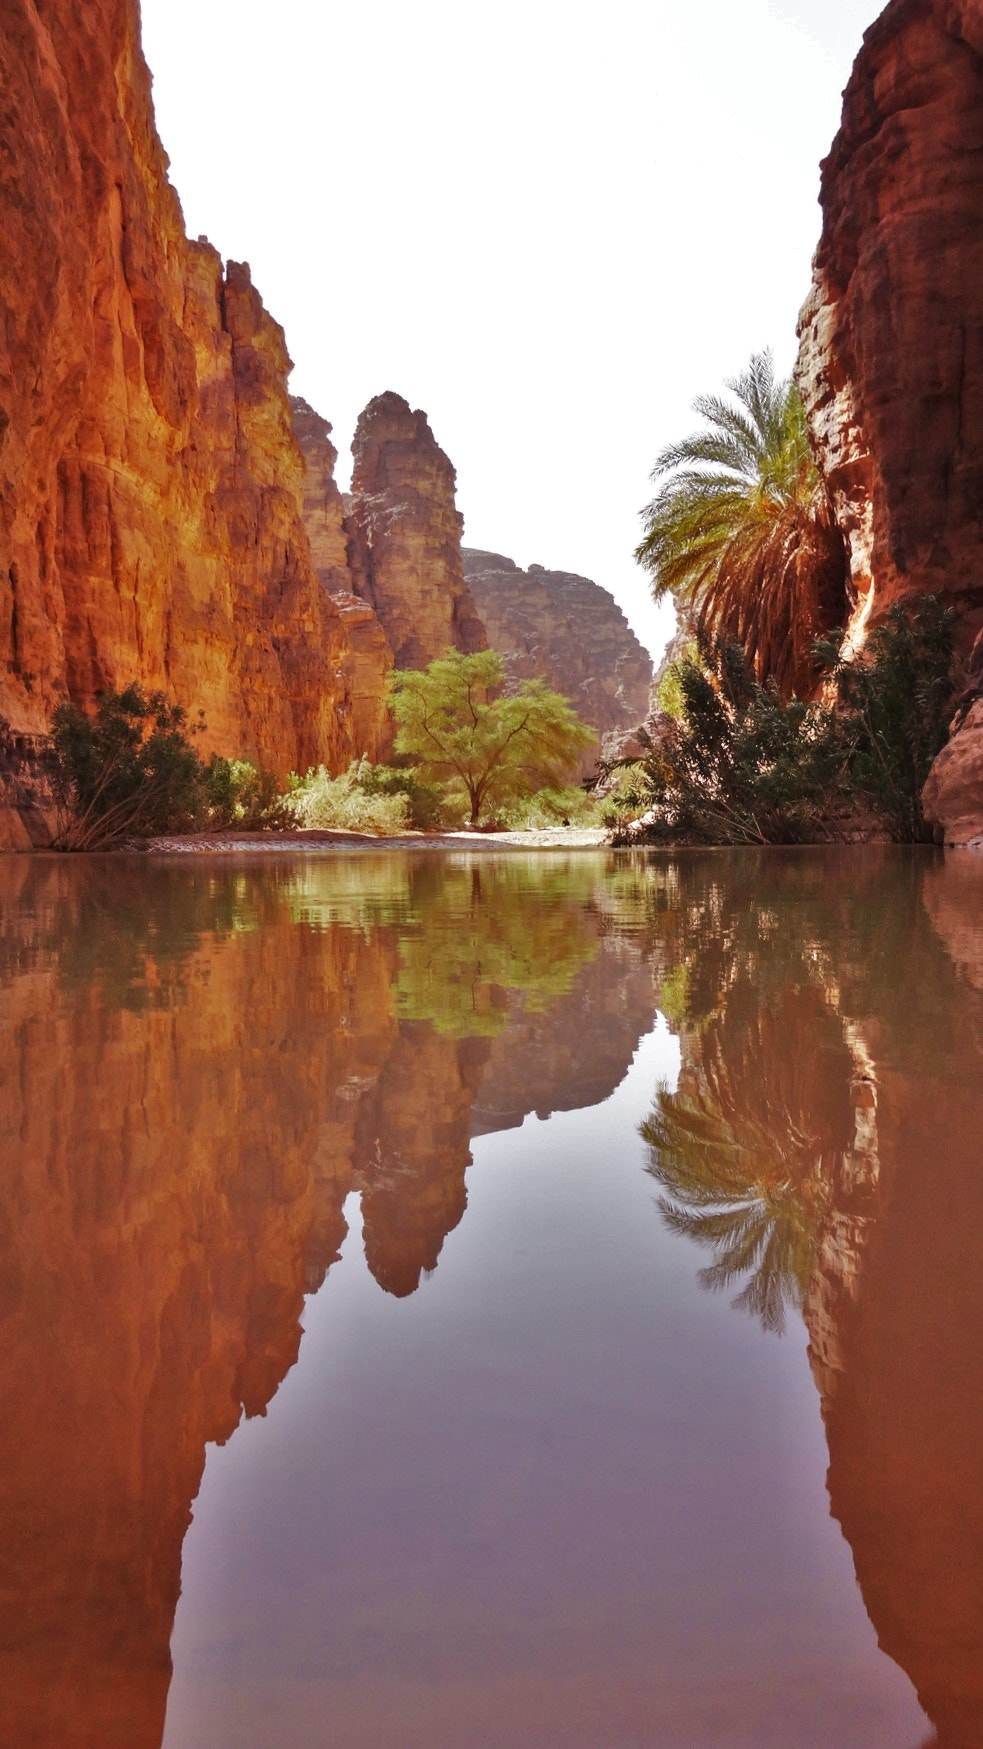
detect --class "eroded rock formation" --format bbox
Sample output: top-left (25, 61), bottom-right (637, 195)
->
top-left (0, 0), bottom-right (391, 842)
top-left (345, 393), bottom-right (486, 669)
top-left (796, 0), bottom-right (983, 842)
top-left (462, 549), bottom-right (653, 774)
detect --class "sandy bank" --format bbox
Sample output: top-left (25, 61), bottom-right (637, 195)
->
top-left (140, 827), bottom-right (611, 855)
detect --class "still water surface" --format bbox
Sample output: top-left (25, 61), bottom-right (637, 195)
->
top-left (1, 847), bottom-right (982, 1747)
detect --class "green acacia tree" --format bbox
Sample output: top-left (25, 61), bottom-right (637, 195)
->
top-left (389, 648), bottom-right (595, 827)
top-left (636, 351), bottom-right (846, 698)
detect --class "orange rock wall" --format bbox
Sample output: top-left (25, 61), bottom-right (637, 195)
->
top-left (0, 0), bottom-right (389, 784)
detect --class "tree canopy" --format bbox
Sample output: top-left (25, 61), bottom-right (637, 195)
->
top-left (635, 350), bottom-right (847, 698)
top-left (389, 648), bottom-right (595, 826)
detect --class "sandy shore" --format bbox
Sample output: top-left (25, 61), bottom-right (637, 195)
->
top-left (141, 826), bottom-right (611, 854)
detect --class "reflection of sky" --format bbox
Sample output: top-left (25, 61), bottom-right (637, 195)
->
top-left (164, 1020), bottom-right (925, 1749)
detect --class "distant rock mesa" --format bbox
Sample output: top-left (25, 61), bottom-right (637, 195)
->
top-left (461, 549), bottom-right (653, 776)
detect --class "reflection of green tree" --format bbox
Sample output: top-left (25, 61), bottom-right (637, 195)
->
top-left (644, 978), bottom-right (855, 1334)
top-left (394, 859), bottom-right (603, 1037)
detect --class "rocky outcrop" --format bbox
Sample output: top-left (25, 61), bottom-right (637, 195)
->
top-left (461, 549), bottom-right (653, 775)
top-left (290, 396), bottom-right (394, 760)
top-left (0, 0), bottom-right (391, 819)
top-left (346, 393), bottom-right (486, 669)
top-left (796, 0), bottom-right (983, 643)
top-left (796, 0), bottom-right (983, 843)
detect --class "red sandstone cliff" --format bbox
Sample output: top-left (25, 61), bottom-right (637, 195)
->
top-left (461, 549), bottom-right (653, 776)
top-left (0, 0), bottom-right (391, 832)
top-left (345, 393), bottom-right (487, 669)
top-left (796, 0), bottom-right (983, 843)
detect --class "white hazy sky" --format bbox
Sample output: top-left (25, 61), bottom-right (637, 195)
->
top-left (141, 0), bottom-right (884, 666)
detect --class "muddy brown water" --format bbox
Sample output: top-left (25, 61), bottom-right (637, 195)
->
top-left (0, 846), bottom-right (981, 1748)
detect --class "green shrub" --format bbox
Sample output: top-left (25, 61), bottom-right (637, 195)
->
top-left (655, 645), bottom-right (696, 721)
top-left (48, 686), bottom-right (292, 849)
top-left (288, 761), bottom-right (411, 834)
top-left (610, 598), bottom-right (954, 848)
top-left (499, 785), bottom-right (605, 830)
top-left (202, 757), bottom-right (295, 831)
top-left (610, 637), bottom-right (842, 846)
top-left (49, 687), bottom-right (208, 849)
top-left (348, 759), bottom-right (448, 829)
top-left (815, 596), bottom-right (954, 842)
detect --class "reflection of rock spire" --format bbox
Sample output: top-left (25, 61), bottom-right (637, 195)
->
top-left (356, 1027), bottom-right (489, 1297)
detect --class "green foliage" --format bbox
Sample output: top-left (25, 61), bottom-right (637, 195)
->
top-left (48, 687), bottom-right (208, 849)
top-left (815, 597), bottom-right (954, 842)
top-left (611, 599), bottom-right (955, 847)
top-left (498, 785), bottom-right (604, 831)
top-left (288, 760), bottom-right (411, 835)
top-left (48, 686), bottom-right (291, 849)
top-left (389, 647), bottom-right (596, 827)
top-left (636, 351), bottom-right (846, 697)
top-left (393, 861), bottom-right (601, 1036)
top-left (654, 647), bottom-right (696, 721)
top-left (347, 759), bottom-right (448, 830)
top-left (202, 758), bottom-right (295, 831)
top-left (611, 637), bottom-right (842, 846)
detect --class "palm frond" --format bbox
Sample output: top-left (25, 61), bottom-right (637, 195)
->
top-left (637, 351), bottom-right (846, 698)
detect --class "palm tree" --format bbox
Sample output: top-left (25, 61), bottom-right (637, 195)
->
top-left (636, 351), bottom-right (846, 699)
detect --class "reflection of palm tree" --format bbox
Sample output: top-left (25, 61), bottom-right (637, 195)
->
top-left (644, 985), bottom-right (854, 1334)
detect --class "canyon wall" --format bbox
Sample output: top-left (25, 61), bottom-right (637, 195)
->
top-left (796, 0), bottom-right (983, 842)
top-left (344, 393), bottom-right (486, 669)
top-left (461, 549), bottom-right (653, 774)
top-left (0, 0), bottom-right (391, 837)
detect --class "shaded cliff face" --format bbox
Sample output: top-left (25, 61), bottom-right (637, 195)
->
top-left (346, 393), bottom-right (486, 668)
top-left (796, 0), bottom-right (983, 840)
top-left (796, 0), bottom-right (983, 642)
top-left (289, 396), bottom-right (394, 759)
top-left (0, 0), bottom-right (390, 790)
top-left (462, 548), bottom-right (653, 774)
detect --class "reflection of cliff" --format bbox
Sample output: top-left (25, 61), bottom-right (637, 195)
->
top-left (356, 1027), bottom-right (490, 1297)
top-left (0, 859), bottom-right (396, 1748)
top-left (471, 938), bottom-right (654, 1136)
top-left (805, 871), bottom-right (983, 1749)
top-left (0, 851), bottom-right (656, 1744)
top-left (641, 849), bottom-right (983, 1745)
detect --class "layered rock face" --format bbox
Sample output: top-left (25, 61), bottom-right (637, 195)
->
top-left (461, 549), bottom-right (653, 774)
top-left (344, 393), bottom-right (486, 668)
top-left (289, 396), bottom-right (394, 760)
top-left (795, 0), bottom-right (983, 841)
top-left (0, 0), bottom-right (390, 817)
